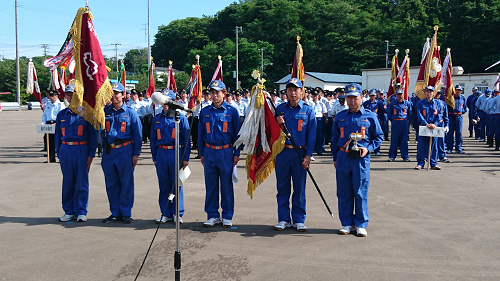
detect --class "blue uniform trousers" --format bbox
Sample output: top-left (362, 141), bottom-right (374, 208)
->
top-left (336, 152), bottom-right (370, 228)
top-left (314, 117), bottom-right (325, 154)
top-left (155, 148), bottom-right (184, 217)
top-left (275, 148), bottom-right (307, 224)
top-left (388, 120), bottom-right (409, 159)
top-left (203, 147), bottom-right (234, 220)
top-left (417, 136), bottom-right (438, 167)
top-left (380, 115), bottom-right (389, 137)
top-left (479, 111), bottom-right (488, 140)
top-left (446, 115), bottom-right (463, 152)
top-left (101, 145), bottom-right (135, 217)
top-left (496, 115), bottom-right (500, 142)
top-left (437, 136), bottom-right (446, 160)
top-left (487, 114), bottom-right (495, 139)
top-left (325, 117), bottom-right (333, 145)
top-left (59, 144), bottom-right (90, 216)
top-left (413, 116), bottom-right (420, 141)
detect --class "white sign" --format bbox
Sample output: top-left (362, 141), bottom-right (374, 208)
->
top-left (37, 124), bottom-right (55, 134)
top-left (419, 126), bottom-right (445, 138)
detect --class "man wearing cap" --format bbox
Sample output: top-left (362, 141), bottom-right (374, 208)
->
top-left (55, 85), bottom-right (97, 222)
top-left (274, 78), bottom-right (316, 232)
top-left (324, 91), bottom-right (337, 144)
top-left (332, 83), bottom-right (384, 237)
top-left (198, 80), bottom-right (241, 228)
top-left (241, 89), bottom-right (250, 105)
top-left (234, 90), bottom-right (248, 125)
top-left (101, 82), bottom-right (142, 224)
top-left (310, 90), bottom-right (328, 155)
top-left (279, 89), bottom-right (287, 105)
top-left (434, 91), bottom-right (450, 162)
top-left (476, 89), bottom-right (491, 142)
top-left (42, 89), bottom-right (66, 163)
top-left (415, 86), bottom-right (449, 170)
top-left (466, 87), bottom-right (479, 137)
top-left (376, 90), bottom-right (390, 141)
top-left (387, 89), bottom-right (412, 162)
top-left (410, 92), bottom-right (421, 142)
top-left (362, 89), bottom-right (385, 156)
top-left (446, 85), bottom-right (467, 154)
top-left (127, 89), bottom-right (148, 143)
top-left (491, 90), bottom-right (500, 151)
top-left (192, 90), bottom-right (212, 159)
top-left (331, 94), bottom-right (349, 119)
top-left (150, 89), bottom-right (191, 224)
top-left (485, 89), bottom-right (500, 148)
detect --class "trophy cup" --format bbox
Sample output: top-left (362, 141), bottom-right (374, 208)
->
top-left (347, 132), bottom-right (363, 158)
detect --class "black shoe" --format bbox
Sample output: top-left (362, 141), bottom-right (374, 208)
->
top-left (495, 147), bottom-right (500, 151)
top-left (40, 148), bottom-right (47, 152)
top-left (192, 146), bottom-right (198, 150)
top-left (123, 216), bottom-right (134, 224)
top-left (103, 215), bottom-right (122, 223)
top-left (194, 155), bottom-right (201, 159)
top-left (44, 159), bottom-right (57, 163)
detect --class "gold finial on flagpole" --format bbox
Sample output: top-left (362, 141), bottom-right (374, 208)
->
top-left (150, 56), bottom-right (154, 61)
top-left (297, 36), bottom-right (301, 43)
top-left (218, 55), bottom-right (222, 60)
top-left (192, 64), bottom-right (195, 69)
top-left (168, 60), bottom-right (173, 67)
top-left (433, 25), bottom-right (439, 33)
top-left (446, 48), bottom-right (451, 53)
top-left (405, 49), bottom-right (410, 56)
top-left (395, 49), bottom-right (399, 55)
top-left (195, 54), bottom-right (200, 65)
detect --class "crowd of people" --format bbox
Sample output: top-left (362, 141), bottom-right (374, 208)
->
top-left (37, 77), bottom-right (500, 237)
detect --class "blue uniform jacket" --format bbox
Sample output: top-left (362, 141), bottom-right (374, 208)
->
top-left (54, 108), bottom-right (98, 157)
top-left (387, 100), bottom-right (412, 121)
top-left (331, 106), bottom-right (384, 162)
top-left (102, 103), bottom-right (143, 155)
top-left (198, 101), bottom-right (241, 157)
top-left (417, 98), bottom-right (449, 127)
top-left (150, 110), bottom-right (191, 162)
top-left (275, 100), bottom-right (317, 156)
top-left (448, 95), bottom-right (467, 115)
top-left (362, 100), bottom-right (386, 119)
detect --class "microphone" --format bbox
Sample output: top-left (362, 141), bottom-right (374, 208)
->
top-left (151, 92), bottom-right (193, 113)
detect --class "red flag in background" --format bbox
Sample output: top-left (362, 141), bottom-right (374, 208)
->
top-left (401, 52), bottom-right (410, 100)
top-left (211, 55), bottom-right (223, 82)
top-left (167, 60), bottom-right (177, 93)
top-left (441, 48), bottom-right (455, 109)
top-left (387, 50), bottom-right (400, 101)
top-left (26, 58), bottom-right (43, 109)
top-left (186, 55), bottom-right (203, 109)
top-left (70, 7), bottom-right (114, 129)
top-left (146, 61), bottom-right (155, 97)
top-left (291, 36), bottom-right (305, 87)
top-left (414, 26), bottom-right (442, 100)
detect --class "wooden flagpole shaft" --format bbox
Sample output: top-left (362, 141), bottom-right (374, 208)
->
top-left (46, 134), bottom-right (50, 164)
top-left (427, 136), bottom-right (432, 171)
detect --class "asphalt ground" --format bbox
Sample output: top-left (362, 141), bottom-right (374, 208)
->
top-left (0, 110), bottom-right (499, 281)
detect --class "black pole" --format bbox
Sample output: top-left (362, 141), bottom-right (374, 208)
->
top-left (174, 111), bottom-right (181, 281)
top-left (268, 96), bottom-right (335, 220)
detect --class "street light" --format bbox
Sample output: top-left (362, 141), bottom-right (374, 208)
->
top-left (235, 26), bottom-right (243, 90)
top-left (258, 48), bottom-right (266, 74)
top-left (384, 40), bottom-right (395, 68)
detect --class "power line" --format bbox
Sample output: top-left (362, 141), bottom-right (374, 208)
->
top-left (40, 44), bottom-right (49, 58)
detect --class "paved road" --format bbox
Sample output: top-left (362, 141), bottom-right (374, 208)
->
top-left (0, 110), bottom-right (499, 281)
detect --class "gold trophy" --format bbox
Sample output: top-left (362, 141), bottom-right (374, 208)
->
top-left (347, 132), bottom-right (363, 158)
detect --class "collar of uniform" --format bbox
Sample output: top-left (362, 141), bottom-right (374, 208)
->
top-left (112, 102), bottom-right (127, 111)
top-left (286, 99), bottom-right (304, 108)
top-left (348, 106), bottom-right (366, 114)
top-left (210, 101), bottom-right (228, 110)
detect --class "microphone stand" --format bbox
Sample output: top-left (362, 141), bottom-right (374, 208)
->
top-left (173, 110), bottom-right (181, 281)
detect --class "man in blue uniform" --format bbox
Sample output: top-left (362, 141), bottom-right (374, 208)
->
top-left (274, 78), bottom-right (316, 232)
top-left (42, 89), bottom-right (66, 162)
top-left (387, 89), bottom-right (412, 162)
top-left (101, 82), bottom-right (142, 224)
top-left (150, 90), bottom-right (191, 224)
top-left (332, 83), bottom-right (383, 237)
top-left (466, 87), bottom-right (479, 137)
top-left (310, 89), bottom-right (327, 155)
top-left (490, 90), bottom-right (500, 151)
top-left (377, 90), bottom-right (389, 141)
top-left (198, 80), bottom-right (241, 228)
top-left (415, 86), bottom-right (449, 170)
top-left (55, 85), bottom-right (97, 222)
top-left (446, 85), bottom-right (467, 153)
top-left (410, 93), bottom-right (421, 142)
top-left (476, 89), bottom-right (490, 142)
top-left (362, 89), bottom-right (385, 156)
top-left (486, 89), bottom-right (499, 148)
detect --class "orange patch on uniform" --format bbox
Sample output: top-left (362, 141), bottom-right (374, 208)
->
top-left (206, 122), bottom-right (210, 134)
top-left (77, 125), bottom-right (83, 136)
top-left (223, 122), bottom-right (228, 133)
top-left (171, 128), bottom-right (176, 139)
top-left (423, 109), bottom-right (427, 116)
top-left (106, 121), bottom-right (110, 132)
top-left (121, 122), bottom-right (126, 132)
top-left (61, 127), bottom-right (66, 137)
top-left (298, 120), bottom-right (303, 131)
top-left (157, 128), bottom-right (161, 140)
top-left (361, 127), bottom-right (366, 139)
top-left (340, 127), bottom-right (344, 138)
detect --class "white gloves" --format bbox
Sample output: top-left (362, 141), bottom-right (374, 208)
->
top-left (445, 126), bottom-right (449, 133)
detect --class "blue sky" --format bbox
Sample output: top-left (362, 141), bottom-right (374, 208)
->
top-left (0, 0), bottom-right (237, 60)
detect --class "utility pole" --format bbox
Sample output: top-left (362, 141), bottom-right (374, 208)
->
top-left (15, 0), bottom-right (20, 104)
top-left (112, 43), bottom-right (121, 78)
top-left (40, 44), bottom-right (50, 58)
top-left (235, 26), bottom-right (242, 90)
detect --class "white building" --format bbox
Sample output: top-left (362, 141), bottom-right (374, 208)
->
top-left (155, 67), bottom-right (184, 82)
top-left (276, 72), bottom-right (362, 91)
top-left (362, 66), bottom-right (500, 98)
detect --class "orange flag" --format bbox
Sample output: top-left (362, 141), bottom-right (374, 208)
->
top-left (291, 36), bottom-right (305, 86)
top-left (414, 26), bottom-right (442, 100)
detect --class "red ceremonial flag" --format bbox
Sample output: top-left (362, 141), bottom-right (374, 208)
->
top-left (387, 50), bottom-right (400, 101)
top-left (69, 7), bottom-right (114, 129)
top-left (167, 60), bottom-right (177, 93)
top-left (146, 61), bottom-right (155, 97)
top-left (291, 36), bottom-right (305, 87)
top-left (26, 58), bottom-right (44, 109)
top-left (402, 53), bottom-right (410, 100)
top-left (211, 56), bottom-right (223, 82)
top-left (441, 48), bottom-right (455, 108)
top-left (187, 56), bottom-right (203, 109)
top-left (414, 26), bottom-right (442, 100)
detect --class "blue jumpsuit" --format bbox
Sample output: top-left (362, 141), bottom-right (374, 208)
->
top-left (379, 97), bottom-right (389, 138)
top-left (331, 107), bottom-right (383, 228)
top-left (150, 110), bottom-right (191, 218)
top-left (411, 96), bottom-right (421, 141)
top-left (470, 96), bottom-right (480, 138)
top-left (387, 99), bottom-right (412, 159)
top-left (362, 99), bottom-right (385, 154)
top-left (435, 99), bottom-right (448, 160)
top-left (476, 93), bottom-right (489, 140)
top-left (55, 109), bottom-right (97, 216)
top-left (466, 94), bottom-right (476, 134)
top-left (416, 99), bottom-right (449, 168)
top-left (198, 101), bottom-right (241, 220)
top-left (446, 95), bottom-right (467, 152)
top-left (101, 103), bottom-right (142, 217)
top-left (274, 100), bottom-right (316, 224)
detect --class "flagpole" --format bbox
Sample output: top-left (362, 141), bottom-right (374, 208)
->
top-left (15, 0), bottom-right (21, 104)
top-left (147, 0), bottom-right (151, 70)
